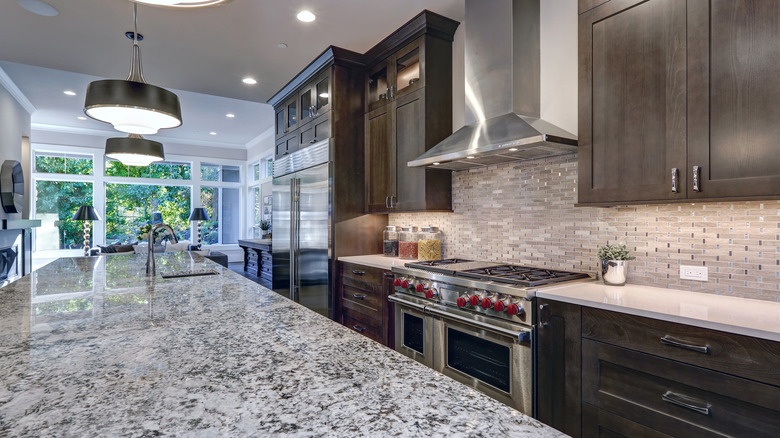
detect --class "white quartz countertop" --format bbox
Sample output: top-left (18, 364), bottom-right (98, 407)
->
top-left (0, 253), bottom-right (563, 437)
top-left (338, 254), bottom-right (411, 271)
top-left (537, 281), bottom-right (780, 342)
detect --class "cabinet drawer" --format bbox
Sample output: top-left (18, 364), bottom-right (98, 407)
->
top-left (340, 262), bottom-right (385, 285)
top-left (341, 280), bottom-right (382, 317)
top-left (582, 402), bottom-right (671, 438)
top-left (583, 339), bottom-right (780, 438)
top-left (582, 307), bottom-right (780, 386)
top-left (341, 307), bottom-right (382, 343)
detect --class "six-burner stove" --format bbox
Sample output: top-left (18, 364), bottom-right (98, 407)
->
top-left (388, 258), bottom-right (591, 415)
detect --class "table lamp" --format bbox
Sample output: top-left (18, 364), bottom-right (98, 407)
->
top-left (72, 206), bottom-right (101, 256)
top-left (188, 207), bottom-right (210, 249)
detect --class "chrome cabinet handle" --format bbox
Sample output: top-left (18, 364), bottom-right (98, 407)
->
top-left (385, 196), bottom-right (390, 209)
top-left (662, 391), bottom-right (711, 416)
top-left (309, 139), bottom-right (317, 144)
top-left (539, 303), bottom-right (550, 328)
top-left (693, 166), bottom-right (701, 192)
top-left (352, 293), bottom-right (367, 300)
top-left (660, 335), bottom-right (710, 354)
top-left (389, 195), bottom-right (396, 208)
top-left (351, 270), bottom-right (365, 276)
top-left (390, 85), bottom-right (395, 100)
top-left (671, 168), bottom-right (679, 193)
top-left (352, 325), bottom-right (366, 333)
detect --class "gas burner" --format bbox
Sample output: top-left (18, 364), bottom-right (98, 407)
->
top-left (458, 265), bottom-right (591, 286)
top-left (407, 258), bottom-right (474, 267)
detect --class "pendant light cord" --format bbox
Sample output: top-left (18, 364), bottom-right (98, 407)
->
top-left (127, 2), bottom-right (145, 83)
top-left (133, 3), bottom-right (138, 46)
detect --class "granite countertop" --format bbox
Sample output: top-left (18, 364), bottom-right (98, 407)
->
top-left (338, 254), bottom-right (411, 271)
top-left (0, 253), bottom-right (562, 437)
top-left (238, 238), bottom-right (272, 246)
top-left (538, 281), bottom-right (780, 342)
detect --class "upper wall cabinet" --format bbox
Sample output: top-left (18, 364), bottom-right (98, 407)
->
top-left (363, 11), bottom-right (459, 213)
top-left (578, 0), bottom-right (780, 205)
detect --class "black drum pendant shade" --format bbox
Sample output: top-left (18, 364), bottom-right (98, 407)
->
top-left (106, 134), bottom-right (165, 167)
top-left (72, 205), bottom-right (102, 222)
top-left (84, 3), bottom-right (182, 135)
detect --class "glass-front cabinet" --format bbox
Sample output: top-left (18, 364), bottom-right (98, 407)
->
top-left (365, 37), bottom-right (425, 113)
top-left (298, 70), bottom-right (331, 130)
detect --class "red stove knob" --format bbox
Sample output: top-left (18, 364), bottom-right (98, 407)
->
top-left (425, 289), bottom-right (435, 299)
top-left (416, 283), bottom-right (425, 292)
top-left (494, 300), bottom-right (505, 312)
top-left (481, 297), bottom-right (492, 309)
top-left (507, 303), bottom-right (521, 316)
top-left (401, 280), bottom-right (410, 289)
top-left (393, 278), bottom-right (402, 287)
top-left (456, 297), bottom-right (467, 307)
top-left (469, 295), bottom-right (480, 306)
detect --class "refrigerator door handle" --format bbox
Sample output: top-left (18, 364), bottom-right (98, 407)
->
top-left (289, 178), bottom-right (298, 302)
top-left (294, 178), bottom-right (301, 301)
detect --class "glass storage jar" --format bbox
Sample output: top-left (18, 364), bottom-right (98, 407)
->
top-left (417, 226), bottom-right (442, 261)
top-left (383, 226), bottom-right (399, 257)
top-left (399, 226), bottom-right (418, 259)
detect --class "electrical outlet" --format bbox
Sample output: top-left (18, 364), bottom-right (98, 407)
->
top-left (680, 265), bottom-right (708, 281)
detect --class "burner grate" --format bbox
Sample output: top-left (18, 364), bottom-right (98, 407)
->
top-left (458, 265), bottom-right (590, 287)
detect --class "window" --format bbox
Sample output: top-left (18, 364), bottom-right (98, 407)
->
top-left (35, 181), bottom-right (94, 250)
top-left (200, 187), bottom-right (240, 244)
top-left (201, 163), bottom-right (241, 183)
top-left (200, 187), bottom-right (219, 244)
top-left (35, 152), bottom-right (93, 175)
top-left (105, 183), bottom-right (191, 244)
top-left (105, 159), bottom-right (191, 180)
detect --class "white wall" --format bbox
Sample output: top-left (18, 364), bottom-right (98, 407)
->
top-left (540, 0), bottom-right (578, 135)
top-left (0, 82), bottom-right (32, 219)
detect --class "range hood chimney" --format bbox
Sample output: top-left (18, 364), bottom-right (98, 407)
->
top-left (408, 0), bottom-right (577, 170)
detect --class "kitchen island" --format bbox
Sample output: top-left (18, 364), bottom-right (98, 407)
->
top-left (0, 253), bottom-right (562, 437)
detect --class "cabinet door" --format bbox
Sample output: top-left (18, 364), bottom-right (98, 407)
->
top-left (282, 94), bottom-right (298, 134)
top-left (366, 61), bottom-right (390, 113)
top-left (536, 298), bottom-right (582, 437)
top-left (391, 38), bottom-right (425, 102)
top-left (365, 104), bottom-right (394, 213)
top-left (313, 71), bottom-right (332, 116)
top-left (578, 0), bottom-right (687, 204)
top-left (687, 0), bottom-right (780, 199)
top-left (299, 113), bottom-right (331, 147)
top-left (275, 138), bottom-right (286, 160)
top-left (298, 85), bottom-right (314, 129)
top-left (392, 89), bottom-right (426, 211)
top-left (275, 107), bottom-right (285, 139)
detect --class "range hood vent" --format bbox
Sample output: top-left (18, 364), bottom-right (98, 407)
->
top-left (409, 0), bottom-right (577, 170)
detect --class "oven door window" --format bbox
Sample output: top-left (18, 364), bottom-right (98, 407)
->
top-left (447, 327), bottom-right (510, 393)
top-left (403, 312), bottom-right (425, 354)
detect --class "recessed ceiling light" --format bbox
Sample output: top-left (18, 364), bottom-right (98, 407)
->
top-left (242, 77), bottom-right (257, 85)
top-left (130, 0), bottom-right (231, 8)
top-left (209, 132), bottom-right (217, 135)
top-left (278, 43), bottom-right (288, 49)
top-left (77, 116), bottom-right (87, 120)
top-left (466, 156), bottom-right (475, 159)
top-left (296, 10), bottom-right (316, 22)
top-left (508, 148), bottom-right (518, 152)
top-left (63, 90), bottom-right (76, 96)
top-left (226, 113), bottom-right (235, 118)
top-left (18, 0), bottom-right (59, 17)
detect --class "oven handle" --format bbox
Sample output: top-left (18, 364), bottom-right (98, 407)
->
top-left (388, 294), bottom-right (427, 312)
top-left (425, 305), bottom-right (531, 342)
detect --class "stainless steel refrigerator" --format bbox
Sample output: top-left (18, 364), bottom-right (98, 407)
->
top-left (272, 139), bottom-right (331, 317)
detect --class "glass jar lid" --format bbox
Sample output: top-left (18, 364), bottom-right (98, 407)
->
top-left (420, 226), bottom-right (438, 232)
top-left (401, 226), bottom-right (417, 232)
top-left (385, 225), bottom-right (397, 231)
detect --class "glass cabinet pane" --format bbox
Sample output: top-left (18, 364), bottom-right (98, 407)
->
top-left (300, 89), bottom-right (312, 121)
top-left (395, 48), bottom-right (420, 92)
top-left (275, 109), bottom-right (285, 136)
top-left (287, 100), bottom-right (297, 129)
top-left (368, 66), bottom-right (389, 106)
top-left (316, 76), bottom-right (329, 111)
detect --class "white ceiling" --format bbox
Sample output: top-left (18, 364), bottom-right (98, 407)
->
top-left (0, 0), bottom-right (465, 149)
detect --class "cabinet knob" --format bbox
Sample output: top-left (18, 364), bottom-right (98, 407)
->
top-left (692, 166), bottom-right (701, 192)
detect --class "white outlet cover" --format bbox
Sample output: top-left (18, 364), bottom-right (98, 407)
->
top-left (680, 265), bottom-right (708, 281)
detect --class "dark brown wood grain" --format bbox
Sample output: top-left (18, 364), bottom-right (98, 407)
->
top-left (582, 402), bottom-right (673, 438)
top-left (337, 262), bottom-right (394, 347)
top-left (582, 307), bottom-right (780, 387)
top-left (578, 0), bottom-right (687, 204)
top-left (382, 272), bottom-right (395, 349)
top-left (582, 339), bottom-right (780, 438)
top-left (579, 0), bottom-right (612, 15)
top-left (536, 299), bottom-right (583, 437)
top-left (340, 307), bottom-right (383, 344)
top-left (364, 105), bottom-right (394, 213)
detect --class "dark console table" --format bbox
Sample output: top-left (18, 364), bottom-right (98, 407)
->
top-left (238, 239), bottom-right (272, 289)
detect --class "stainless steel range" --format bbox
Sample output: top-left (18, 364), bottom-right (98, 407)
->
top-left (388, 259), bottom-right (590, 415)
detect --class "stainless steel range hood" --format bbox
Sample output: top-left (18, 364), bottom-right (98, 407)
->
top-left (408, 0), bottom-right (577, 171)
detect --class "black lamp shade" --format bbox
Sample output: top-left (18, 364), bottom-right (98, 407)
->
top-left (84, 79), bottom-right (182, 134)
top-left (72, 206), bottom-right (101, 221)
top-left (188, 207), bottom-right (210, 221)
top-left (106, 134), bottom-right (165, 166)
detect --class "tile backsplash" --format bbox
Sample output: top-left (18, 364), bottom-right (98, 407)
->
top-left (389, 155), bottom-right (780, 302)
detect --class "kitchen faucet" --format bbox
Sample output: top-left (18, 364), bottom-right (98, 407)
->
top-left (146, 223), bottom-right (179, 276)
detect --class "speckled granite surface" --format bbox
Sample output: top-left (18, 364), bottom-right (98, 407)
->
top-left (0, 253), bottom-right (564, 437)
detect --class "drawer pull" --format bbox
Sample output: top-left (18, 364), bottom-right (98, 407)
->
top-left (662, 391), bottom-right (711, 416)
top-left (351, 270), bottom-right (366, 276)
top-left (692, 165), bottom-right (701, 192)
top-left (352, 293), bottom-right (367, 300)
top-left (352, 324), bottom-right (366, 333)
top-left (660, 335), bottom-right (710, 354)
top-left (671, 167), bottom-right (679, 193)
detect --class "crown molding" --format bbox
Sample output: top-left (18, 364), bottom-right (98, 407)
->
top-left (0, 66), bottom-right (36, 115)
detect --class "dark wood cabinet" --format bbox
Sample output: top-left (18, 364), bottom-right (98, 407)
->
top-left (579, 0), bottom-right (780, 205)
top-left (238, 239), bottom-right (272, 289)
top-left (363, 11), bottom-right (458, 213)
top-left (338, 261), bottom-right (394, 347)
top-left (536, 298), bottom-right (583, 437)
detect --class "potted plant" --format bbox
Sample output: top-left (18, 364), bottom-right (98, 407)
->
top-left (597, 243), bottom-right (635, 286)
top-left (260, 220), bottom-right (271, 239)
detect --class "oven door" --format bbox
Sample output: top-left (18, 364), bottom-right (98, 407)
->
top-left (388, 294), bottom-right (434, 368)
top-left (429, 305), bottom-right (533, 414)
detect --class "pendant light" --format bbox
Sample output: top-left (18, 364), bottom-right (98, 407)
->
top-left (106, 134), bottom-right (165, 167)
top-left (84, 2), bottom-right (182, 135)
